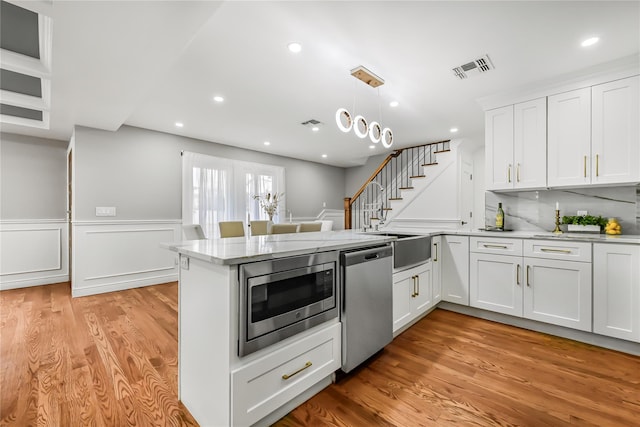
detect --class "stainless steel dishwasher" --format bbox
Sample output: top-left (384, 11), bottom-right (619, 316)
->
top-left (340, 245), bottom-right (393, 373)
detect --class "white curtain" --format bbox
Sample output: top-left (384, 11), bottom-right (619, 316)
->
top-left (182, 151), bottom-right (285, 238)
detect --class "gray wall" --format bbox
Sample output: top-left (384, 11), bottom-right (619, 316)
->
top-left (0, 132), bottom-right (67, 219)
top-left (73, 125), bottom-right (345, 221)
top-left (344, 153), bottom-right (387, 198)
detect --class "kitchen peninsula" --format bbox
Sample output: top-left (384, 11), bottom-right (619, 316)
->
top-left (165, 231), bottom-right (394, 427)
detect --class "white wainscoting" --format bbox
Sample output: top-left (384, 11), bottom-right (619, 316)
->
top-left (72, 220), bottom-right (181, 297)
top-left (0, 220), bottom-right (69, 290)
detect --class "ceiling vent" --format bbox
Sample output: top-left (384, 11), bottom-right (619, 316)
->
top-left (452, 55), bottom-right (494, 79)
top-left (301, 119), bottom-right (321, 126)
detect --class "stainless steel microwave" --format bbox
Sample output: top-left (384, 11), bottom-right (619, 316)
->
top-left (238, 251), bottom-right (339, 356)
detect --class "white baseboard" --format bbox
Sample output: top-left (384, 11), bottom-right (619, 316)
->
top-left (0, 220), bottom-right (69, 291)
top-left (72, 221), bottom-right (181, 297)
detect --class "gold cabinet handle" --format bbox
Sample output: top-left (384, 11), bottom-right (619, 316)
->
top-left (584, 156), bottom-right (587, 178)
top-left (541, 248), bottom-right (571, 254)
top-left (596, 154), bottom-right (599, 177)
top-left (282, 361), bottom-right (312, 380)
top-left (516, 264), bottom-right (521, 285)
top-left (483, 244), bottom-right (508, 249)
top-left (508, 164), bottom-right (512, 183)
top-left (434, 243), bottom-right (438, 262)
top-left (416, 275), bottom-right (420, 296)
top-left (411, 275), bottom-right (416, 297)
top-left (526, 265), bottom-right (531, 287)
top-left (517, 163), bottom-right (521, 182)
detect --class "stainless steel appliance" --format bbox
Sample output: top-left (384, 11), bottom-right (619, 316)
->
top-left (377, 233), bottom-right (431, 270)
top-left (340, 245), bottom-right (393, 373)
top-left (238, 251), bottom-right (339, 356)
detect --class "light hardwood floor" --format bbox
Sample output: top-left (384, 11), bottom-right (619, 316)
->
top-left (2, 283), bottom-right (639, 426)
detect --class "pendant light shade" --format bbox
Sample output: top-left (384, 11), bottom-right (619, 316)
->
top-left (381, 127), bottom-right (393, 148)
top-left (354, 115), bottom-right (368, 138)
top-left (369, 121), bottom-right (381, 143)
top-left (336, 108), bottom-right (353, 132)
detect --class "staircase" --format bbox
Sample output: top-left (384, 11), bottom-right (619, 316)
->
top-left (344, 140), bottom-right (455, 230)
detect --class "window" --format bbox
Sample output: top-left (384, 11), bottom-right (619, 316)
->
top-left (182, 151), bottom-right (284, 238)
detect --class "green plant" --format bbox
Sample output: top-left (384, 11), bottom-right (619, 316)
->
top-left (561, 215), bottom-right (608, 229)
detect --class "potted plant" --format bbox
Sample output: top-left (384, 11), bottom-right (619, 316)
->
top-left (561, 215), bottom-right (608, 233)
top-left (253, 192), bottom-right (284, 222)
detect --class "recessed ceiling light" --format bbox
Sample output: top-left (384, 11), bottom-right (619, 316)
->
top-left (264, 141), bottom-right (271, 146)
top-left (369, 145), bottom-right (375, 149)
top-left (175, 122), bottom-right (184, 128)
top-left (581, 37), bottom-right (599, 47)
top-left (287, 42), bottom-right (302, 53)
top-left (450, 127), bottom-right (458, 133)
top-left (213, 96), bottom-right (224, 103)
top-left (311, 126), bottom-right (320, 132)
top-left (389, 101), bottom-right (399, 108)
top-left (321, 154), bottom-right (327, 158)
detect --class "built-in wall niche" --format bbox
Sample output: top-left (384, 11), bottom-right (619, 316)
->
top-left (485, 186), bottom-right (640, 234)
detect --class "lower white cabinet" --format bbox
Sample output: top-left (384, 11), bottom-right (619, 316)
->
top-left (393, 261), bottom-right (432, 333)
top-left (593, 244), bottom-right (640, 342)
top-left (231, 322), bottom-right (341, 427)
top-left (469, 237), bottom-right (592, 332)
top-left (441, 235), bottom-right (470, 305)
top-left (432, 236), bottom-right (442, 304)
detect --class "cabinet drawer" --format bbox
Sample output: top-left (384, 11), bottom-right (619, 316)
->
top-left (470, 237), bottom-right (523, 256)
top-left (231, 322), bottom-right (341, 426)
top-left (524, 240), bottom-right (591, 262)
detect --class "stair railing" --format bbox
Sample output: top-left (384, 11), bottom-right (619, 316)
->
top-left (344, 139), bottom-right (450, 230)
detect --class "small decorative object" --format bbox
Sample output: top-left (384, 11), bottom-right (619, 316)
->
top-left (561, 215), bottom-right (607, 233)
top-left (253, 192), bottom-right (284, 222)
top-left (553, 209), bottom-right (562, 234)
top-left (495, 203), bottom-right (504, 231)
top-left (605, 218), bottom-right (622, 235)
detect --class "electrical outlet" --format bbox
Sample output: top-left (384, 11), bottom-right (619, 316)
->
top-left (180, 257), bottom-right (189, 270)
top-left (95, 206), bottom-right (116, 216)
top-left (577, 210), bottom-right (588, 216)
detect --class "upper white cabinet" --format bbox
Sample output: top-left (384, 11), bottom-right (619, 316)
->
top-left (548, 76), bottom-right (640, 187)
top-left (593, 243), bottom-right (640, 343)
top-left (591, 76), bottom-right (640, 184)
top-left (547, 87), bottom-right (592, 187)
top-left (485, 98), bottom-right (546, 191)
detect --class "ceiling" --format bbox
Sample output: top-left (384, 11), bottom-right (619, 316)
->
top-left (1, 1), bottom-right (639, 167)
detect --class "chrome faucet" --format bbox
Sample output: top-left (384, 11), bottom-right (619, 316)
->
top-left (362, 181), bottom-right (385, 230)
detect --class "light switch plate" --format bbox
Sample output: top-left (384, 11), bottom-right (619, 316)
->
top-left (577, 210), bottom-right (588, 216)
top-left (96, 206), bottom-right (116, 216)
top-left (180, 256), bottom-right (189, 270)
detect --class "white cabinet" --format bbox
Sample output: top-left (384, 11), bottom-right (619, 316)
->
top-left (432, 236), bottom-right (442, 304)
top-left (523, 240), bottom-right (592, 332)
top-left (593, 244), bottom-right (640, 342)
top-left (485, 98), bottom-right (546, 191)
top-left (548, 87), bottom-right (592, 187)
top-left (441, 235), bottom-right (469, 305)
top-left (591, 76), bottom-right (640, 184)
top-left (393, 261), bottom-right (432, 333)
top-left (548, 75), bottom-right (640, 187)
top-left (470, 237), bottom-right (592, 332)
top-left (470, 238), bottom-right (524, 317)
top-left (232, 323), bottom-right (341, 426)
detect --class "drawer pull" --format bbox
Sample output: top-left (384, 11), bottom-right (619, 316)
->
top-left (483, 244), bottom-right (508, 249)
top-left (282, 361), bottom-right (312, 380)
top-left (540, 248), bottom-right (571, 254)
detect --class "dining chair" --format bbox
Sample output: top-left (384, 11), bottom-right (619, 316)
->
top-left (250, 220), bottom-right (270, 236)
top-left (269, 223), bottom-right (298, 234)
top-left (183, 224), bottom-right (206, 240)
top-left (298, 222), bottom-right (322, 232)
top-left (218, 221), bottom-right (245, 238)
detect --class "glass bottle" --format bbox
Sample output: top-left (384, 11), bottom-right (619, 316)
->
top-left (496, 203), bottom-right (505, 230)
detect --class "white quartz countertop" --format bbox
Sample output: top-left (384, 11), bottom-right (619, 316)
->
top-left (365, 228), bottom-right (640, 245)
top-left (163, 230), bottom-right (396, 265)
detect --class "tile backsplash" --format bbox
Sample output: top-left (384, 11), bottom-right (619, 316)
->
top-left (485, 185), bottom-right (640, 235)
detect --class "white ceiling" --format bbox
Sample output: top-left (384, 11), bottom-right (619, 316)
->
top-left (3, 0), bottom-right (639, 167)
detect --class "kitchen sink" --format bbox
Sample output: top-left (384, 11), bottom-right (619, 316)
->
top-left (370, 233), bottom-right (431, 269)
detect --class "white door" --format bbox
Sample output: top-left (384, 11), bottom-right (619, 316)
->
top-left (392, 272), bottom-right (414, 333)
top-left (547, 88), bottom-right (591, 187)
top-left (524, 258), bottom-right (592, 332)
top-left (593, 244), bottom-right (640, 342)
top-left (459, 160), bottom-right (473, 230)
top-left (485, 106), bottom-right (514, 190)
top-left (514, 97), bottom-right (547, 189)
top-left (412, 262), bottom-right (433, 315)
top-left (591, 76), bottom-right (640, 185)
top-left (441, 235), bottom-right (470, 305)
top-left (470, 253), bottom-right (523, 317)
